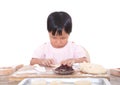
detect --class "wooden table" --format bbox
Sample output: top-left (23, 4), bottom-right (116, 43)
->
top-left (9, 65), bottom-right (110, 82)
top-left (0, 75), bottom-right (19, 85)
top-left (0, 64), bottom-right (23, 85)
top-left (1, 65), bottom-right (120, 85)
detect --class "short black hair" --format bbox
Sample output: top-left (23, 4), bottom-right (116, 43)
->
top-left (47, 11), bottom-right (72, 35)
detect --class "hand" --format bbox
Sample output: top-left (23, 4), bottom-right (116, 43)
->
top-left (61, 58), bottom-right (75, 66)
top-left (40, 59), bottom-right (54, 67)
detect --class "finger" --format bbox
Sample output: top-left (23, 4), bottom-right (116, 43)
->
top-left (46, 60), bottom-right (51, 66)
top-left (42, 61), bottom-right (46, 66)
top-left (67, 61), bottom-right (72, 66)
top-left (67, 60), bottom-right (74, 66)
top-left (49, 59), bottom-right (55, 64)
top-left (48, 59), bottom-right (55, 66)
top-left (61, 61), bottom-right (67, 65)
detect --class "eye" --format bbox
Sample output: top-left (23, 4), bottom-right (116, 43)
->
top-left (52, 37), bottom-right (57, 39)
top-left (60, 37), bottom-right (66, 39)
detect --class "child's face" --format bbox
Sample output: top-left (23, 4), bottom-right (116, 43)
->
top-left (49, 30), bottom-right (69, 48)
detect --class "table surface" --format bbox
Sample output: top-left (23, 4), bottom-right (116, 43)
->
top-left (8, 65), bottom-right (110, 82)
top-left (0, 65), bottom-right (120, 85)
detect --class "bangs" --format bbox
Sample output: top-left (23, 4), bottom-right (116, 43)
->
top-left (52, 27), bottom-right (63, 36)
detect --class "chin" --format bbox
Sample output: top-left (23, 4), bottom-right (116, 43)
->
top-left (55, 45), bottom-right (64, 48)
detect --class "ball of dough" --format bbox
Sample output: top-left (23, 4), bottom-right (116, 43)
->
top-left (75, 80), bottom-right (91, 85)
top-left (50, 80), bottom-right (63, 85)
top-left (31, 79), bottom-right (46, 85)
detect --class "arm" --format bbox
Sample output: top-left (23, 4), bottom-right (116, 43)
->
top-left (30, 58), bottom-right (54, 67)
top-left (74, 44), bottom-right (90, 63)
top-left (74, 57), bottom-right (88, 63)
top-left (61, 57), bottom-right (88, 66)
top-left (30, 58), bottom-right (41, 65)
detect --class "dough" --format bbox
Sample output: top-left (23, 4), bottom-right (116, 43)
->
top-left (50, 80), bottom-right (63, 85)
top-left (31, 79), bottom-right (46, 85)
top-left (75, 80), bottom-right (91, 85)
top-left (79, 63), bottom-right (107, 74)
top-left (0, 67), bottom-right (14, 75)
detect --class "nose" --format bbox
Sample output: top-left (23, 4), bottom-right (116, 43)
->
top-left (56, 39), bottom-right (61, 44)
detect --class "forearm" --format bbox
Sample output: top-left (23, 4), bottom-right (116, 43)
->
top-left (74, 57), bottom-right (88, 63)
top-left (30, 58), bottom-right (43, 65)
top-left (30, 58), bottom-right (54, 66)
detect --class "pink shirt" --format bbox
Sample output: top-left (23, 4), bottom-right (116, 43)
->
top-left (32, 41), bottom-right (86, 64)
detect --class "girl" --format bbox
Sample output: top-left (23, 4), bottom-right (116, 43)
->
top-left (30, 11), bottom-right (89, 67)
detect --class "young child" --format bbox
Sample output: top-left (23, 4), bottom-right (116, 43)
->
top-left (30, 11), bottom-right (89, 67)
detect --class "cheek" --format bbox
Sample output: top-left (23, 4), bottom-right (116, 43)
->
top-left (61, 40), bottom-right (67, 43)
top-left (63, 40), bottom-right (68, 45)
top-left (59, 40), bottom-right (68, 46)
top-left (50, 39), bottom-right (56, 44)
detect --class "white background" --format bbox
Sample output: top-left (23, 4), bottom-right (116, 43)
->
top-left (0, 0), bottom-right (120, 68)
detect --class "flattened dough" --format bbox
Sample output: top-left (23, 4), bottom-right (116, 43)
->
top-left (80, 63), bottom-right (107, 74)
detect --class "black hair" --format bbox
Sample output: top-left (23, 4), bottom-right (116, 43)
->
top-left (47, 11), bottom-right (72, 35)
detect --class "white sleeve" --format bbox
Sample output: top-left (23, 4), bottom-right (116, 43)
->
top-left (74, 45), bottom-right (87, 58)
top-left (32, 44), bottom-right (45, 59)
